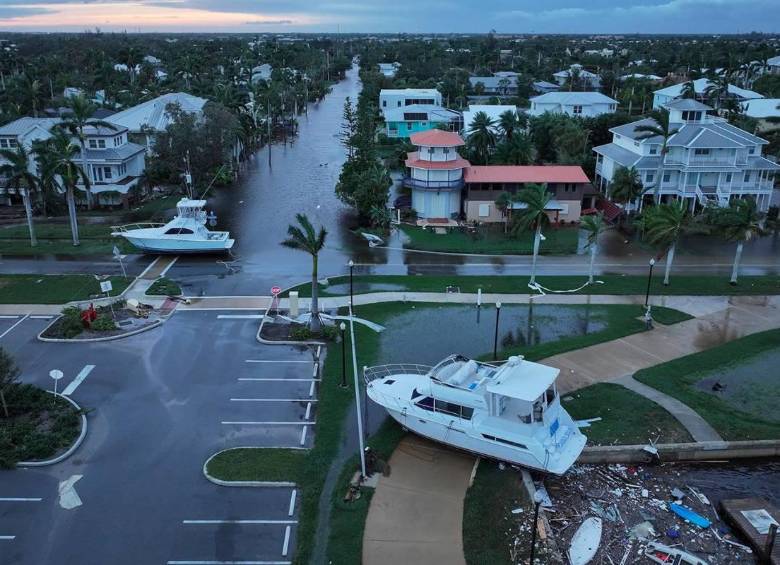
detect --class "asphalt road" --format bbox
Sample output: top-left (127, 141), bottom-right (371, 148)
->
top-left (0, 310), bottom-right (318, 564)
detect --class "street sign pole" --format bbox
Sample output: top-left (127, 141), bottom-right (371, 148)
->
top-left (49, 369), bottom-right (64, 403)
top-left (100, 280), bottom-right (115, 319)
top-left (113, 246), bottom-right (127, 278)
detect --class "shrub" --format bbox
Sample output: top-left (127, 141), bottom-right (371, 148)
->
top-left (59, 306), bottom-right (84, 338)
top-left (290, 323), bottom-right (339, 341)
top-left (91, 315), bottom-right (117, 332)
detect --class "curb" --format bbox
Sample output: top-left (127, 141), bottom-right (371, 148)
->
top-left (18, 393), bottom-right (87, 467)
top-left (256, 313), bottom-right (326, 346)
top-left (578, 439), bottom-right (780, 464)
top-left (37, 317), bottom-right (163, 343)
top-left (202, 448), bottom-right (302, 488)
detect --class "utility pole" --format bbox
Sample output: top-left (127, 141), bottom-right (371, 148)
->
top-left (267, 100), bottom-right (272, 167)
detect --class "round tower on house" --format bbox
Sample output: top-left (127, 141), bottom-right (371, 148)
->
top-left (403, 130), bottom-right (469, 221)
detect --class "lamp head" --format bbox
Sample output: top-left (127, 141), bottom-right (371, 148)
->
top-left (348, 259), bottom-right (354, 267)
top-left (339, 322), bottom-right (346, 331)
top-left (649, 258), bottom-right (656, 266)
top-left (496, 301), bottom-right (502, 309)
top-left (533, 491), bottom-right (545, 505)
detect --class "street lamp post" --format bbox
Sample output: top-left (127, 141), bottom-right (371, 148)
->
top-left (493, 302), bottom-right (502, 360)
top-left (339, 322), bottom-right (347, 388)
top-left (644, 258), bottom-right (656, 308)
top-left (529, 490), bottom-right (545, 565)
top-left (348, 259), bottom-right (355, 309)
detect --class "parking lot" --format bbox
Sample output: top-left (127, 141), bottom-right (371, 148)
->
top-left (0, 310), bottom-right (316, 564)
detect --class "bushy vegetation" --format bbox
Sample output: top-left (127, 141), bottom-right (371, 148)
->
top-left (145, 277), bottom-right (182, 296)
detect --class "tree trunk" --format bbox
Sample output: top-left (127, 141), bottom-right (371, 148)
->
top-left (654, 158), bottom-right (664, 205)
top-left (310, 254), bottom-right (321, 333)
top-left (588, 243), bottom-right (597, 284)
top-left (663, 242), bottom-right (676, 285)
top-left (530, 223), bottom-right (542, 285)
top-left (22, 188), bottom-right (37, 247)
top-left (730, 241), bottom-right (744, 285)
top-left (81, 139), bottom-right (94, 210)
top-left (1, 389), bottom-right (8, 418)
top-left (66, 186), bottom-right (80, 246)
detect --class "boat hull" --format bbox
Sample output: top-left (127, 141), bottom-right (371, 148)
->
top-left (119, 235), bottom-right (235, 254)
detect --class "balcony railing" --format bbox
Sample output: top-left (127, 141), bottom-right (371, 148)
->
top-left (402, 177), bottom-right (464, 190)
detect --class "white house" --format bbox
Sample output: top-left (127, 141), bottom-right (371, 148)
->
top-left (0, 117), bottom-right (145, 207)
top-left (619, 73), bottom-right (663, 83)
top-left (379, 88), bottom-right (443, 116)
top-left (468, 76), bottom-right (518, 95)
top-left (740, 98), bottom-right (780, 132)
top-left (462, 105), bottom-right (519, 134)
top-left (528, 92), bottom-right (618, 118)
top-left (532, 81), bottom-right (560, 94)
top-left (593, 99), bottom-right (779, 212)
top-left (768, 55), bottom-right (780, 75)
top-left (553, 64), bottom-right (601, 89)
top-left (652, 78), bottom-right (763, 109)
top-left (584, 48), bottom-right (614, 57)
top-left (251, 64), bottom-right (273, 84)
top-left (378, 62), bottom-right (400, 78)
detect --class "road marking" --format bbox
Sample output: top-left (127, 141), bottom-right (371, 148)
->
top-left (0, 535), bottom-right (16, 540)
top-left (308, 381), bottom-right (315, 397)
top-left (29, 315), bottom-right (53, 320)
top-left (221, 421), bottom-right (315, 426)
top-left (245, 360), bottom-right (310, 364)
top-left (238, 378), bottom-right (321, 382)
top-left (217, 315), bottom-right (265, 320)
top-left (182, 520), bottom-right (298, 525)
top-left (58, 475), bottom-right (83, 510)
top-left (282, 525), bottom-right (291, 557)
top-left (304, 403), bottom-right (312, 420)
top-left (316, 345), bottom-right (321, 360)
top-left (0, 314), bottom-right (29, 339)
top-left (230, 398), bottom-right (318, 403)
top-left (299, 425), bottom-right (307, 446)
top-left (159, 255), bottom-right (179, 277)
top-left (0, 315), bottom-right (20, 319)
top-left (62, 365), bottom-right (95, 396)
top-left (168, 561), bottom-right (291, 564)
top-left (288, 490), bottom-right (296, 517)
top-left (0, 498), bottom-right (42, 502)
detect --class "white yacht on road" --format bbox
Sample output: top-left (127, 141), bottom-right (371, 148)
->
top-left (365, 354), bottom-right (587, 474)
top-left (112, 198), bottom-right (234, 253)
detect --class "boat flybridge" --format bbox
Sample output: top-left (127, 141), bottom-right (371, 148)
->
top-left (112, 198), bottom-right (234, 253)
top-left (365, 354), bottom-right (587, 475)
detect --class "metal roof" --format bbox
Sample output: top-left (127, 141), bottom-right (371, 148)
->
top-left (0, 117), bottom-right (60, 136)
top-left (409, 129), bottom-right (465, 147)
top-left (593, 143), bottom-right (641, 168)
top-left (530, 92), bottom-right (617, 105)
top-left (485, 357), bottom-right (559, 402)
top-left (84, 142), bottom-right (145, 161)
top-left (463, 165), bottom-right (590, 184)
top-left (664, 98), bottom-right (712, 111)
top-left (108, 92), bottom-right (207, 133)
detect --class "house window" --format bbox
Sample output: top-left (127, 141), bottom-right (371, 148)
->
top-left (572, 105), bottom-right (583, 115)
top-left (634, 141), bottom-right (640, 147)
top-left (98, 139), bottom-right (105, 148)
top-left (443, 148), bottom-right (449, 154)
top-left (9, 139), bottom-right (17, 147)
top-left (382, 100), bottom-right (387, 107)
top-left (748, 146), bottom-right (756, 154)
top-left (662, 172), bottom-right (671, 183)
top-left (694, 148), bottom-right (710, 156)
top-left (744, 171), bottom-right (751, 182)
top-left (725, 173), bottom-right (732, 182)
top-left (119, 163), bottom-right (127, 176)
top-left (0, 139), bottom-right (7, 148)
top-left (89, 139), bottom-right (98, 149)
top-left (406, 122), bottom-right (413, 129)
top-left (646, 173), bottom-right (655, 182)
top-left (103, 167), bottom-right (112, 179)
top-left (649, 146), bottom-right (658, 155)
top-left (397, 101), bottom-right (402, 107)
top-left (615, 134), bottom-right (622, 140)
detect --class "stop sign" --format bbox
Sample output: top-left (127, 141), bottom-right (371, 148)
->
top-left (271, 286), bottom-right (282, 295)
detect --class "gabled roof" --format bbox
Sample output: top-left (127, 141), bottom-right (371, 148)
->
top-left (463, 165), bottom-right (589, 184)
top-left (610, 118), bottom-right (661, 141)
top-left (409, 129), bottom-right (465, 147)
top-left (108, 92), bottom-right (207, 133)
top-left (593, 143), bottom-right (641, 168)
top-left (531, 92), bottom-right (617, 105)
top-left (468, 76), bottom-right (518, 88)
top-left (686, 129), bottom-right (744, 149)
top-left (653, 78), bottom-right (763, 101)
top-left (84, 142), bottom-right (145, 161)
top-left (664, 98), bottom-right (712, 111)
top-left (0, 117), bottom-right (60, 136)
top-left (741, 98), bottom-right (780, 119)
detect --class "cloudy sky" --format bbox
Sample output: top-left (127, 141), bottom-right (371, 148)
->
top-left (0, 0), bottom-right (778, 33)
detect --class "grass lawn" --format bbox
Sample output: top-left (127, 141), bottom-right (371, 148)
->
top-left (0, 384), bottom-right (82, 469)
top-left (0, 274), bottom-right (130, 304)
top-left (125, 195), bottom-right (179, 221)
top-left (463, 461), bottom-right (529, 565)
top-left (400, 224), bottom-right (579, 255)
top-left (564, 383), bottom-right (693, 445)
top-left (0, 222), bottom-right (136, 256)
top-left (284, 274), bottom-right (780, 298)
top-left (145, 277), bottom-right (182, 296)
top-left (634, 329), bottom-right (780, 441)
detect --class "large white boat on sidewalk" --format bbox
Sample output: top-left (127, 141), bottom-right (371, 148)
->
top-left (112, 198), bottom-right (234, 253)
top-left (365, 354), bottom-right (587, 474)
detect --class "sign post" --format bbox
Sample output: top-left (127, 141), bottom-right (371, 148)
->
top-left (49, 369), bottom-right (64, 402)
top-left (270, 286), bottom-right (282, 316)
top-left (113, 245), bottom-right (127, 278)
top-left (100, 280), bottom-right (115, 319)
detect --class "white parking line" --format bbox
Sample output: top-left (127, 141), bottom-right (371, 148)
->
top-left (304, 403), bottom-right (312, 420)
top-left (312, 363), bottom-right (318, 377)
top-left (29, 315), bottom-right (53, 320)
top-left (308, 381), bottom-right (315, 397)
top-left (230, 398), bottom-right (318, 403)
top-left (221, 421), bottom-right (316, 426)
top-left (0, 315), bottom-right (20, 319)
top-left (0, 535), bottom-right (16, 540)
top-left (0, 498), bottom-right (42, 502)
top-left (182, 520), bottom-right (298, 525)
top-left (217, 315), bottom-right (265, 320)
top-left (316, 345), bottom-right (321, 360)
top-left (282, 525), bottom-right (291, 557)
top-left (0, 314), bottom-right (28, 339)
top-left (159, 255), bottom-right (179, 277)
top-left (288, 490), bottom-right (296, 517)
top-left (299, 426), bottom-right (307, 446)
top-left (168, 561), bottom-right (291, 564)
top-left (62, 365), bottom-right (95, 396)
top-left (245, 360), bottom-right (310, 364)
top-left (238, 378), bottom-right (321, 382)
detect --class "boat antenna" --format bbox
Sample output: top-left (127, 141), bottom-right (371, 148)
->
top-left (183, 151), bottom-right (194, 199)
top-left (197, 164), bottom-right (226, 201)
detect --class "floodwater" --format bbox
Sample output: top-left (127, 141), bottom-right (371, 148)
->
top-left (694, 349), bottom-right (780, 421)
top-left (375, 303), bottom-right (608, 365)
top-left (674, 461), bottom-right (780, 506)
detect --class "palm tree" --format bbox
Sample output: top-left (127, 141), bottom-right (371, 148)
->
top-left (609, 166), bottom-right (646, 223)
top-left (680, 81), bottom-right (696, 100)
top-left (512, 184), bottom-right (551, 286)
top-left (634, 109), bottom-right (680, 204)
top-left (37, 131), bottom-right (91, 246)
top-left (494, 133), bottom-right (535, 165)
top-left (22, 74), bottom-right (44, 118)
top-left (497, 110), bottom-right (520, 141)
top-left (466, 111), bottom-right (496, 165)
top-left (704, 74), bottom-right (731, 110)
top-left (281, 214), bottom-right (327, 333)
top-left (580, 212), bottom-right (606, 284)
top-left (639, 200), bottom-right (690, 285)
top-left (706, 198), bottom-right (767, 285)
top-left (56, 94), bottom-right (117, 209)
top-left (0, 145), bottom-right (39, 247)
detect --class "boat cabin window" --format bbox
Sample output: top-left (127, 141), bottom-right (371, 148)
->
top-left (416, 398), bottom-right (474, 420)
top-left (165, 228), bottom-right (194, 235)
top-left (482, 434), bottom-right (527, 450)
top-left (411, 388), bottom-right (423, 400)
top-left (416, 396), bottom-right (434, 411)
top-left (545, 385), bottom-right (557, 404)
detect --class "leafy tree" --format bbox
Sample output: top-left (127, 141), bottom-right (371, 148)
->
top-left (466, 111), bottom-right (497, 165)
top-left (609, 166), bottom-right (646, 223)
top-left (580, 212), bottom-right (606, 284)
top-left (0, 145), bottom-right (39, 246)
top-left (639, 200), bottom-right (692, 285)
top-left (634, 109), bottom-right (680, 204)
top-left (0, 347), bottom-right (20, 418)
top-left (705, 198), bottom-right (767, 285)
top-left (338, 97), bottom-right (358, 160)
top-left (281, 214), bottom-right (327, 333)
top-left (704, 73), bottom-right (731, 110)
top-left (493, 133), bottom-right (535, 165)
top-left (511, 184), bottom-right (551, 285)
top-left (554, 121), bottom-right (589, 165)
top-left (680, 81), bottom-right (696, 99)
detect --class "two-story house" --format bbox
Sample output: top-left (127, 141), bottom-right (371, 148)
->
top-left (468, 76), bottom-right (519, 95)
top-left (593, 99), bottom-right (779, 212)
top-left (652, 78), bottom-right (763, 110)
top-left (528, 92), bottom-right (618, 118)
top-left (383, 105), bottom-right (460, 139)
top-left (553, 65), bottom-right (601, 89)
top-left (379, 89), bottom-right (443, 116)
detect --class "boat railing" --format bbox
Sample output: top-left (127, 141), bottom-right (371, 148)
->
top-left (363, 363), bottom-right (432, 384)
top-left (111, 223), bottom-right (166, 233)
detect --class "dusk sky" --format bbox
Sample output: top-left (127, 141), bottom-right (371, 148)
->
top-left (0, 0), bottom-right (778, 34)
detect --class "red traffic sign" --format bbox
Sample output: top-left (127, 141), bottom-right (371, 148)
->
top-left (271, 286), bottom-right (282, 295)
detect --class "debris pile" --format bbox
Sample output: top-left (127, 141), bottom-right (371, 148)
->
top-left (526, 464), bottom-right (758, 564)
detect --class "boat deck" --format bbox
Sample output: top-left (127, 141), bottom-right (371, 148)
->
top-left (720, 497), bottom-right (779, 564)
